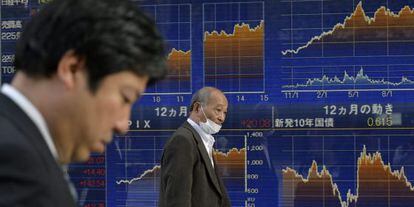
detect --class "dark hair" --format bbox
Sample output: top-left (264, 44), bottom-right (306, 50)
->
top-left (15, 0), bottom-right (166, 91)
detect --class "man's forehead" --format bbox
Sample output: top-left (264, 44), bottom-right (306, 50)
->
top-left (209, 89), bottom-right (226, 99)
top-left (208, 97), bottom-right (228, 107)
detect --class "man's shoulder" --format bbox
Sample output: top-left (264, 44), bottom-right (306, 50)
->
top-left (0, 93), bottom-right (30, 131)
top-left (0, 93), bottom-right (43, 145)
top-left (0, 105), bottom-right (43, 166)
top-left (0, 115), bottom-right (37, 159)
top-left (172, 122), bottom-right (196, 138)
top-left (0, 114), bottom-right (26, 142)
top-left (164, 122), bottom-right (196, 147)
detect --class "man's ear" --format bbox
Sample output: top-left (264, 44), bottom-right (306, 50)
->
top-left (194, 102), bottom-right (201, 113)
top-left (56, 50), bottom-right (83, 89)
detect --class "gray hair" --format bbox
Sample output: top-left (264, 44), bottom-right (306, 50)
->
top-left (189, 87), bottom-right (220, 112)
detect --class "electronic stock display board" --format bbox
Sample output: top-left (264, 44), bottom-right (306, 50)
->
top-left (2, 0), bottom-right (414, 206)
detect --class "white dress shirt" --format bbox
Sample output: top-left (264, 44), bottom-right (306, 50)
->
top-left (187, 118), bottom-right (215, 168)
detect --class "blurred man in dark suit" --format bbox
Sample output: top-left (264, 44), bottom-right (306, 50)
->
top-left (159, 87), bottom-right (231, 207)
top-left (0, 0), bottom-right (166, 206)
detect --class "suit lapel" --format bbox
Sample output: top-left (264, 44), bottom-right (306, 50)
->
top-left (0, 94), bottom-right (76, 203)
top-left (183, 122), bottom-right (222, 196)
top-left (0, 94), bottom-right (57, 171)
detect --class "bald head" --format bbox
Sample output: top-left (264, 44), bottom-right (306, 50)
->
top-left (190, 87), bottom-right (224, 111)
top-left (189, 87), bottom-right (228, 125)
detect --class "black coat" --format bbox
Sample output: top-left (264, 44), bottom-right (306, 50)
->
top-left (0, 94), bottom-right (77, 207)
top-left (159, 121), bottom-right (231, 207)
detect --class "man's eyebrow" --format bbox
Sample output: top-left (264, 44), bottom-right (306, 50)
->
top-left (121, 87), bottom-right (141, 101)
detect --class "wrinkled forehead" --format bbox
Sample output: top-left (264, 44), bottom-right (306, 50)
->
top-left (207, 91), bottom-right (228, 108)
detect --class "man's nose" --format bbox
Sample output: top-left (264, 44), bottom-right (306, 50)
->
top-left (114, 109), bottom-right (131, 135)
top-left (217, 113), bottom-right (225, 124)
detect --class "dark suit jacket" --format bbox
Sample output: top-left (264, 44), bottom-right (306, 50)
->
top-left (0, 94), bottom-right (77, 207)
top-left (159, 121), bottom-right (231, 207)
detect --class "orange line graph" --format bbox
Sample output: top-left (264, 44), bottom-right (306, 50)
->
top-left (282, 2), bottom-right (414, 55)
top-left (204, 21), bottom-right (264, 78)
top-left (214, 148), bottom-right (246, 178)
top-left (204, 21), bottom-right (264, 41)
top-left (214, 148), bottom-right (246, 162)
top-left (282, 146), bottom-right (414, 206)
top-left (166, 48), bottom-right (191, 78)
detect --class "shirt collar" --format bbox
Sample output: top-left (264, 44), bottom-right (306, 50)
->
top-left (187, 118), bottom-right (215, 147)
top-left (1, 84), bottom-right (59, 161)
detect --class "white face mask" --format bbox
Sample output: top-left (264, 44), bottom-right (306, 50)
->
top-left (199, 105), bottom-right (222, 134)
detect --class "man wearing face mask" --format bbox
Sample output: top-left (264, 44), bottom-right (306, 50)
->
top-left (159, 87), bottom-right (231, 207)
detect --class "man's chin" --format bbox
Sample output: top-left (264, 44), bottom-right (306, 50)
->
top-left (91, 141), bottom-right (107, 154)
top-left (71, 151), bottom-right (91, 163)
